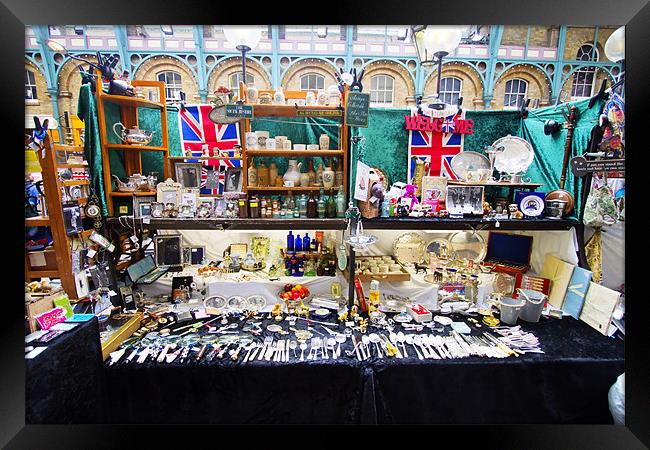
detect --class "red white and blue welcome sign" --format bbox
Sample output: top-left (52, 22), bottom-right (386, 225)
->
top-left (406, 112), bottom-right (474, 181)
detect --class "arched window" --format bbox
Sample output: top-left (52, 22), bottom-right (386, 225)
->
top-left (439, 76), bottom-right (462, 105)
top-left (571, 44), bottom-right (598, 99)
top-left (504, 78), bottom-right (527, 108)
top-left (25, 69), bottom-right (37, 100)
top-left (157, 71), bottom-right (182, 100)
top-left (300, 73), bottom-right (325, 91)
top-left (229, 72), bottom-right (254, 99)
top-left (370, 74), bottom-right (394, 107)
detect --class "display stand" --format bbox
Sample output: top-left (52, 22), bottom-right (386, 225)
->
top-left (95, 80), bottom-right (170, 216)
top-left (25, 137), bottom-right (93, 299)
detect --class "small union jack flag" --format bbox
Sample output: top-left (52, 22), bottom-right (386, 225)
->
top-left (407, 111), bottom-right (465, 182)
top-left (178, 104), bottom-right (241, 195)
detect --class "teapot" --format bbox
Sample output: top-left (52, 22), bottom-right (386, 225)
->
top-left (112, 173), bottom-right (154, 192)
top-left (112, 122), bottom-right (154, 145)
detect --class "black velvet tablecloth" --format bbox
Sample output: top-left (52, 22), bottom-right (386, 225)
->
top-left (26, 317), bottom-right (106, 423)
top-left (104, 316), bottom-right (623, 424)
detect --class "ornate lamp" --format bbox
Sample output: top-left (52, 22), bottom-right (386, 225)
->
top-left (223, 26), bottom-right (262, 97)
top-left (410, 26), bottom-right (463, 102)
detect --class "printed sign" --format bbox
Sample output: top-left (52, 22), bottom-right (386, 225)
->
top-left (296, 109), bottom-right (342, 117)
top-left (345, 92), bottom-right (370, 128)
top-left (570, 156), bottom-right (625, 177)
top-left (225, 104), bottom-right (253, 118)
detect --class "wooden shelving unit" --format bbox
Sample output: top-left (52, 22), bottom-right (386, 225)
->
top-left (106, 217), bottom-right (347, 231)
top-left (240, 82), bottom-right (349, 199)
top-left (25, 139), bottom-right (91, 299)
top-left (96, 80), bottom-right (170, 215)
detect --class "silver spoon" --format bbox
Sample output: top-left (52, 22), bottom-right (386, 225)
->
top-left (258, 336), bottom-right (272, 361)
top-left (369, 333), bottom-right (383, 359)
top-left (405, 334), bottom-right (423, 360)
top-left (335, 333), bottom-right (346, 358)
top-left (361, 335), bottom-right (371, 359)
top-left (290, 340), bottom-right (297, 359)
top-left (388, 332), bottom-right (403, 358)
top-left (299, 342), bottom-right (307, 361)
top-left (327, 338), bottom-right (337, 360)
top-left (396, 332), bottom-right (409, 358)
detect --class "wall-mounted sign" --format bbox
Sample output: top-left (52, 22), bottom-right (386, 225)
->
top-left (225, 104), bottom-right (253, 118)
top-left (296, 109), bottom-right (342, 117)
top-left (345, 92), bottom-right (370, 127)
top-left (570, 156), bottom-right (625, 177)
top-left (404, 113), bottom-right (474, 135)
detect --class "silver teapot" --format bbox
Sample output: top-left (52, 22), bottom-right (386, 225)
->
top-left (112, 173), bottom-right (155, 192)
top-left (112, 122), bottom-right (154, 145)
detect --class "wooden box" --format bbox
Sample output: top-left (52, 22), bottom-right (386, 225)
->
top-left (100, 312), bottom-right (143, 361)
top-left (25, 291), bottom-right (62, 332)
top-left (27, 248), bottom-right (58, 271)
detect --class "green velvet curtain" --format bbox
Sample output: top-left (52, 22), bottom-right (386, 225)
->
top-left (350, 108), bottom-right (521, 190)
top-left (520, 97), bottom-right (604, 219)
top-left (250, 117), bottom-right (342, 175)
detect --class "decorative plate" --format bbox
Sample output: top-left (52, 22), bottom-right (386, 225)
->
top-left (450, 151), bottom-right (491, 181)
top-left (246, 295), bottom-right (267, 311)
top-left (448, 231), bottom-right (486, 262)
top-left (518, 193), bottom-right (545, 218)
top-left (204, 295), bottom-right (227, 314)
top-left (393, 232), bottom-right (426, 266)
top-left (227, 295), bottom-right (248, 312)
top-left (492, 135), bottom-right (535, 175)
top-left (425, 238), bottom-right (452, 260)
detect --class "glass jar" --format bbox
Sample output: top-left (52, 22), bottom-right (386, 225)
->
top-left (249, 196), bottom-right (260, 218)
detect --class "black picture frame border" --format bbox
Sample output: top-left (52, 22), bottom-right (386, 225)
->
top-left (4, 0), bottom-right (648, 446)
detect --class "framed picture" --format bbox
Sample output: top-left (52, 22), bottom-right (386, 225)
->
top-left (228, 243), bottom-right (248, 258)
top-left (134, 195), bottom-right (156, 218)
top-left (224, 167), bottom-right (243, 192)
top-left (154, 234), bottom-right (183, 266)
top-left (446, 186), bottom-right (484, 216)
top-left (175, 162), bottom-right (202, 188)
top-left (421, 176), bottom-right (447, 201)
top-left (183, 246), bottom-right (206, 265)
top-left (156, 178), bottom-right (181, 205)
top-left (150, 202), bottom-right (165, 218)
top-left (179, 188), bottom-right (200, 209)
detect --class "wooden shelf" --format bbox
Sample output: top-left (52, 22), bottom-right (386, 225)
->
top-left (252, 104), bottom-right (342, 118)
top-left (448, 181), bottom-right (543, 188)
top-left (99, 94), bottom-right (164, 110)
top-left (247, 186), bottom-right (341, 191)
top-left (57, 163), bottom-right (88, 169)
top-left (106, 143), bottom-right (168, 152)
top-left (25, 216), bottom-right (50, 226)
top-left (247, 149), bottom-right (344, 157)
top-left (110, 191), bottom-right (157, 197)
top-left (26, 269), bottom-right (59, 279)
top-left (169, 156), bottom-right (242, 160)
top-left (106, 217), bottom-right (347, 230)
top-left (362, 217), bottom-right (579, 231)
top-left (61, 180), bottom-right (90, 186)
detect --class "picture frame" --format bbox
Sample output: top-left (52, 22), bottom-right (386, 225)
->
top-left (133, 195), bottom-right (156, 218)
top-left (228, 243), bottom-right (248, 258)
top-left (183, 246), bottom-right (206, 265)
top-left (154, 234), bottom-right (183, 266)
top-left (446, 186), bottom-right (484, 216)
top-left (179, 188), bottom-right (200, 209)
top-left (150, 202), bottom-right (165, 218)
top-left (175, 162), bottom-right (202, 188)
top-left (156, 178), bottom-right (182, 205)
top-left (224, 167), bottom-right (243, 192)
top-left (421, 176), bottom-right (447, 201)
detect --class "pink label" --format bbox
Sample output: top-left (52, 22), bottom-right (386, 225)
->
top-left (35, 307), bottom-right (67, 330)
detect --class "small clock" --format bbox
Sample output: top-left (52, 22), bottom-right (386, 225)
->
top-left (516, 192), bottom-right (546, 218)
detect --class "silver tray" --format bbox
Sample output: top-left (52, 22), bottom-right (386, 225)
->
top-left (492, 135), bottom-right (535, 174)
top-left (393, 232), bottom-right (426, 266)
top-left (448, 231), bottom-right (486, 262)
top-left (450, 151), bottom-right (491, 180)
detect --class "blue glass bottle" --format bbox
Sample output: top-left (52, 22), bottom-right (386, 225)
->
top-left (295, 234), bottom-right (303, 252)
top-left (303, 233), bottom-right (311, 252)
top-left (286, 230), bottom-right (294, 252)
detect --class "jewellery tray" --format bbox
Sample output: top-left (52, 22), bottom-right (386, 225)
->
top-left (100, 312), bottom-right (143, 361)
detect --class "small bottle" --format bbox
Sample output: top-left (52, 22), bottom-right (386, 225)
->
top-left (247, 159), bottom-right (258, 187)
top-left (295, 234), bottom-right (303, 252)
top-left (307, 191), bottom-right (318, 218)
top-left (268, 162), bottom-right (278, 184)
top-left (286, 191), bottom-right (296, 210)
top-left (298, 194), bottom-right (308, 217)
top-left (316, 163), bottom-right (324, 187)
top-left (303, 233), bottom-right (311, 252)
top-left (336, 186), bottom-right (346, 218)
top-left (286, 230), bottom-right (295, 252)
top-left (307, 159), bottom-right (316, 186)
top-left (368, 280), bottom-right (381, 314)
top-left (238, 194), bottom-right (248, 218)
top-left (335, 158), bottom-right (344, 187)
top-left (249, 195), bottom-right (260, 218)
top-left (257, 160), bottom-right (269, 187)
top-left (326, 189), bottom-right (336, 218)
top-left (317, 188), bottom-right (326, 218)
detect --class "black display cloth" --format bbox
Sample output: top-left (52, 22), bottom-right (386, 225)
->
top-left (372, 317), bottom-right (624, 424)
top-left (26, 317), bottom-right (106, 423)
top-left (103, 315), bottom-right (622, 424)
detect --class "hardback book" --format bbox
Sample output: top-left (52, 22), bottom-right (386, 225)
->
top-left (562, 266), bottom-right (593, 319)
top-left (540, 255), bottom-right (575, 308)
top-left (579, 282), bottom-right (621, 335)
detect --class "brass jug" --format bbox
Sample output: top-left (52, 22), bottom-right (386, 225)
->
top-left (411, 157), bottom-right (428, 197)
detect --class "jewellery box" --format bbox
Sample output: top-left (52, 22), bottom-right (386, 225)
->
top-left (406, 304), bottom-right (432, 323)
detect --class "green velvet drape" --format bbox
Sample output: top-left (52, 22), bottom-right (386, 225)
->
top-left (520, 97), bottom-right (604, 219)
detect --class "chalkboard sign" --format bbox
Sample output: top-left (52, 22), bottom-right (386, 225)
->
top-left (345, 92), bottom-right (370, 128)
top-left (225, 104), bottom-right (254, 118)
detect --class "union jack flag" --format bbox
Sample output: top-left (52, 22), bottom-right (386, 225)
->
top-left (178, 104), bottom-right (241, 195)
top-left (407, 111), bottom-right (465, 182)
